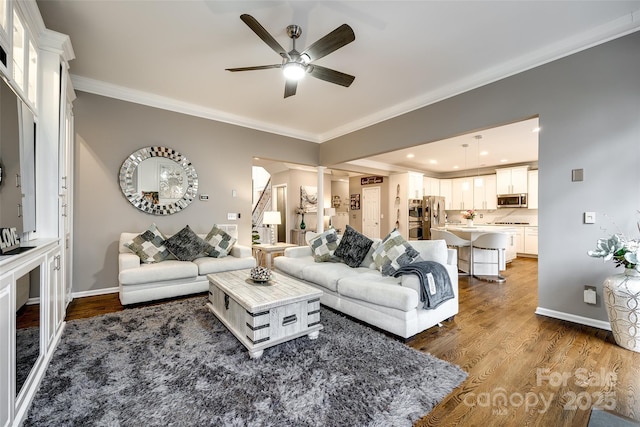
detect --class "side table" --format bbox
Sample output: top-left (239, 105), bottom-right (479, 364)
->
top-left (252, 243), bottom-right (297, 269)
top-left (291, 228), bottom-right (315, 246)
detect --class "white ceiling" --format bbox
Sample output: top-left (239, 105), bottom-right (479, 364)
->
top-left (37, 1), bottom-right (639, 176)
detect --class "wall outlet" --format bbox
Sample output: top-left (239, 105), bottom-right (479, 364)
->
top-left (227, 213), bottom-right (237, 220)
top-left (199, 194), bottom-right (209, 201)
top-left (584, 286), bottom-right (597, 304)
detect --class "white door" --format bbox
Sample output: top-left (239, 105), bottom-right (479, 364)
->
top-left (362, 187), bottom-right (381, 239)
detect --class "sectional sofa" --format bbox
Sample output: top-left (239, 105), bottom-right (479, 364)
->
top-left (274, 233), bottom-right (459, 339)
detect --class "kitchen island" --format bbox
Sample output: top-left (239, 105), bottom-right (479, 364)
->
top-left (432, 225), bottom-right (517, 278)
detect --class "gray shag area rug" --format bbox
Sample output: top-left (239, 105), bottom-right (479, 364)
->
top-left (24, 296), bottom-right (466, 427)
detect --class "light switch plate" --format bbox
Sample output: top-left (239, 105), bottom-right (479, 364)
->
top-left (584, 212), bottom-right (596, 224)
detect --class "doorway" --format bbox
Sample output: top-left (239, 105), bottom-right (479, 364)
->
top-left (273, 184), bottom-right (287, 243)
top-left (362, 186), bottom-right (381, 239)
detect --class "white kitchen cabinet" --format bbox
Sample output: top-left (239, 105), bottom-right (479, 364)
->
top-left (408, 172), bottom-right (424, 199)
top-left (515, 226), bottom-right (525, 254)
top-left (524, 227), bottom-right (538, 255)
top-left (451, 177), bottom-right (474, 211)
top-left (440, 179), bottom-right (452, 210)
top-left (528, 170), bottom-right (538, 209)
top-left (473, 174), bottom-right (497, 210)
top-left (423, 176), bottom-right (440, 196)
top-left (505, 230), bottom-right (517, 262)
top-left (496, 166), bottom-right (529, 194)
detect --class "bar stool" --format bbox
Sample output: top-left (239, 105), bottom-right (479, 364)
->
top-left (431, 229), bottom-right (473, 275)
top-left (471, 232), bottom-right (509, 283)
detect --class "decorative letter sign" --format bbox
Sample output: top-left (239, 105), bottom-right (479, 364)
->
top-left (0, 227), bottom-right (20, 254)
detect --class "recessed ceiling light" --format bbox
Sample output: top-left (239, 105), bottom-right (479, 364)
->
top-left (533, 127), bottom-right (541, 133)
top-left (500, 159), bottom-right (508, 163)
top-left (406, 154), bottom-right (415, 158)
top-left (453, 165), bottom-right (459, 169)
top-left (429, 159), bottom-right (437, 164)
top-left (480, 151), bottom-right (489, 156)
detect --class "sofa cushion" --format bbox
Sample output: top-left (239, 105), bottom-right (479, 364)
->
top-left (164, 225), bottom-right (212, 262)
top-left (410, 239), bottom-right (448, 265)
top-left (337, 275), bottom-right (419, 312)
top-left (193, 255), bottom-right (256, 275)
top-left (372, 229), bottom-right (421, 276)
top-left (204, 224), bottom-right (237, 258)
top-left (273, 255), bottom-right (315, 278)
top-left (123, 223), bottom-right (171, 263)
top-left (119, 260), bottom-right (199, 285)
top-left (309, 229), bottom-right (340, 262)
top-left (334, 225), bottom-right (374, 268)
top-left (359, 238), bottom-right (382, 269)
top-left (301, 262), bottom-right (362, 292)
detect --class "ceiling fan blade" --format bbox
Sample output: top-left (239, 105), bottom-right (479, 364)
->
top-left (226, 64), bottom-right (281, 72)
top-left (301, 24), bottom-right (355, 62)
top-left (284, 79), bottom-right (297, 98)
top-left (308, 65), bottom-right (355, 87)
top-left (240, 14), bottom-right (290, 59)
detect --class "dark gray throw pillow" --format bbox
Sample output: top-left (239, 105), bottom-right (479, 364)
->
top-left (335, 224), bottom-right (374, 268)
top-left (164, 225), bottom-right (212, 262)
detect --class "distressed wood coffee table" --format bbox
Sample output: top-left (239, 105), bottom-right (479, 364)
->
top-left (206, 269), bottom-right (323, 358)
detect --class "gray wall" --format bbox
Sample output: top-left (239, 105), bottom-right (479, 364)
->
top-left (73, 93), bottom-right (318, 293)
top-left (320, 31), bottom-right (640, 323)
top-left (73, 31), bottom-right (640, 325)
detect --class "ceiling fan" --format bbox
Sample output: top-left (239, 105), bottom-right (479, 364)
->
top-left (226, 14), bottom-right (356, 98)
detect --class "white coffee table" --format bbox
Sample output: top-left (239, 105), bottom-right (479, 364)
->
top-left (207, 269), bottom-right (323, 358)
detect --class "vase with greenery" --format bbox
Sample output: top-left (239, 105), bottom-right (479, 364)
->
top-left (296, 206), bottom-right (307, 230)
top-left (588, 219), bottom-right (640, 352)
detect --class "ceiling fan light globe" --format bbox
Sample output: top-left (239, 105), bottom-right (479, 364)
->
top-left (283, 62), bottom-right (306, 81)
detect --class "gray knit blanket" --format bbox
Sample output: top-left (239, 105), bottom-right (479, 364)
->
top-left (393, 261), bottom-right (454, 309)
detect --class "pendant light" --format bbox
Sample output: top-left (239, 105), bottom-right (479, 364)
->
top-left (474, 135), bottom-right (483, 187)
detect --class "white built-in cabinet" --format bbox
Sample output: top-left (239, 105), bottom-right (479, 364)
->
top-left (0, 1), bottom-right (74, 426)
top-left (496, 166), bottom-right (529, 194)
top-left (0, 273), bottom-right (12, 427)
top-left (451, 177), bottom-right (474, 211)
top-left (528, 170), bottom-right (538, 209)
top-left (472, 174), bottom-right (497, 210)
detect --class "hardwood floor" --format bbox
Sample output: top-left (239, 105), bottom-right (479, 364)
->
top-left (59, 258), bottom-right (640, 426)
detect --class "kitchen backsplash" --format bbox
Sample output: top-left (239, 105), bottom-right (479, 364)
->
top-left (445, 208), bottom-right (538, 226)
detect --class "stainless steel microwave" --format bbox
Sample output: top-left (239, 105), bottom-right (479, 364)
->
top-left (497, 194), bottom-right (527, 208)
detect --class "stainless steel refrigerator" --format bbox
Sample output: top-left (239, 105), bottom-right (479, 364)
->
top-left (422, 196), bottom-right (446, 240)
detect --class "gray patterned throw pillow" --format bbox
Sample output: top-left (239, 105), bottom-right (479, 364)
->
top-left (164, 225), bottom-right (212, 262)
top-left (335, 225), bottom-right (374, 268)
top-left (372, 229), bottom-right (421, 276)
top-left (309, 228), bottom-right (340, 262)
top-left (123, 223), bottom-right (171, 263)
top-left (204, 224), bottom-right (237, 258)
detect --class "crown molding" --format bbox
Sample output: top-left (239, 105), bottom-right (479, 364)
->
top-left (70, 75), bottom-right (321, 143)
top-left (72, 9), bottom-right (639, 145)
top-left (318, 10), bottom-right (640, 142)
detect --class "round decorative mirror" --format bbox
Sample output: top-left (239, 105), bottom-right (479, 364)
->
top-left (119, 146), bottom-right (198, 215)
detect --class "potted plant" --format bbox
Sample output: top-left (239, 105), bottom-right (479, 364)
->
top-left (588, 219), bottom-right (640, 352)
top-left (461, 209), bottom-right (477, 227)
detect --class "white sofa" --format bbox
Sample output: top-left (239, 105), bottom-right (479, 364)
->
top-left (118, 232), bottom-right (256, 305)
top-left (274, 239), bottom-right (459, 339)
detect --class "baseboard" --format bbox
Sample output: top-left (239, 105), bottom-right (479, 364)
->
top-left (535, 307), bottom-right (611, 331)
top-left (72, 287), bottom-right (119, 299)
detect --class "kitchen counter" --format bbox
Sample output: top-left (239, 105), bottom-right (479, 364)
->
top-left (433, 226), bottom-right (517, 275)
